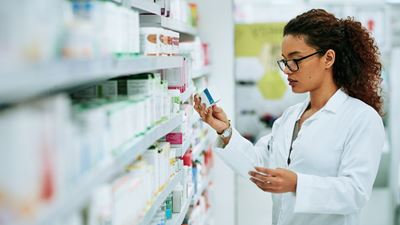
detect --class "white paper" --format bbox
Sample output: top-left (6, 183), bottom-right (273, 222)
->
top-left (213, 146), bottom-right (257, 180)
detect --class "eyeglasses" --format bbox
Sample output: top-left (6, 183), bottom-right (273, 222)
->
top-left (277, 50), bottom-right (323, 72)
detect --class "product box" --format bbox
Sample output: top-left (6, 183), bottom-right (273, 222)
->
top-left (88, 185), bottom-right (112, 225)
top-left (117, 73), bottom-right (153, 96)
top-left (99, 80), bottom-right (118, 98)
top-left (130, 9), bottom-right (140, 54)
top-left (112, 173), bottom-right (147, 225)
top-left (162, 68), bottom-right (186, 93)
top-left (140, 27), bottom-right (161, 56)
top-left (157, 141), bottom-right (171, 186)
top-left (143, 148), bottom-right (160, 195)
top-left (168, 89), bottom-right (181, 114)
top-left (166, 133), bottom-right (183, 145)
top-left (199, 87), bottom-right (221, 108)
top-left (172, 185), bottom-right (183, 213)
top-left (71, 86), bottom-right (100, 99)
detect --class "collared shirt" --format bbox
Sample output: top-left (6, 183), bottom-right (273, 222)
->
top-left (214, 89), bottom-right (385, 225)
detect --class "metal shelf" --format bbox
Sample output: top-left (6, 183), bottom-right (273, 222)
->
top-left (0, 56), bottom-right (183, 105)
top-left (192, 140), bottom-right (207, 160)
top-left (112, 0), bottom-right (123, 4)
top-left (192, 129), bottom-right (215, 160)
top-left (192, 65), bottom-right (212, 79)
top-left (140, 15), bottom-right (198, 39)
top-left (180, 86), bottom-right (195, 103)
top-left (192, 173), bottom-right (213, 205)
top-left (114, 113), bottom-right (183, 167)
top-left (166, 190), bottom-right (195, 225)
top-left (137, 171), bottom-right (184, 225)
top-left (192, 131), bottom-right (213, 160)
top-left (161, 17), bottom-right (197, 36)
top-left (190, 113), bottom-right (200, 126)
top-left (176, 137), bottom-right (192, 158)
top-left (188, 207), bottom-right (212, 225)
top-left (201, 209), bottom-right (212, 225)
top-left (36, 113), bottom-right (183, 225)
top-left (129, 0), bottom-right (161, 15)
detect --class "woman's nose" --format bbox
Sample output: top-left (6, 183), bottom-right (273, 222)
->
top-left (283, 66), bottom-right (292, 75)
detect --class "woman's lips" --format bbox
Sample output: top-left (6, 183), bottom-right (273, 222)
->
top-left (288, 78), bottom-right (298, 86)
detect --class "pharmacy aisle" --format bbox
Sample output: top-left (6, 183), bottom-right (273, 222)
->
top-left (0, 1), bottom-right (216, 225)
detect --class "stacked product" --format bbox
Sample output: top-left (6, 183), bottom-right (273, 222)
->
top-left (180, 37), bottom-right (210, 73)
top-left (140, 28), bottom-right (180, 56)
top-left (62, 0), bottom-right (140, 58)
top-left (162, 58), bottom-right (192, 93)
top-left (0, 75), bottom-right (181, 224)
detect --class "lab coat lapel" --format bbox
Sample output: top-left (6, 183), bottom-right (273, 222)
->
top-left (282, 99), bottom-right (310, 167)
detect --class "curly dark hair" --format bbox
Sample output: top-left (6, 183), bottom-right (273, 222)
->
top-left (283, 9), bottom-right (383, 115)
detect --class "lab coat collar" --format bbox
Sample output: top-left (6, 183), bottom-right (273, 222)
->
top-left (323, 89), bottom-right (348, 113)
top-left (300, 89), bottom-right (348, 116)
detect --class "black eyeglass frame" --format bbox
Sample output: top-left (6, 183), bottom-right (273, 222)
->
top-left (277, 50), bottom-right (324, 72)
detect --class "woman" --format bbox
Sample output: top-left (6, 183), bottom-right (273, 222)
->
top-left (194, 9), bottom-right (385, 225)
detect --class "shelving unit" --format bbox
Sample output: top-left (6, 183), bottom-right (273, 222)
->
top-left (192, 130), bottom-right (213, 160)
top-left (114, 113), bottom-right (183, 166)
top-left (137, 171), bottom-right (184, 225)
top-left (111, 0), bottom-right (123, 4)
top-left (176, 137), bottom-right (192, 158)
top-left (192, 65), bottom-right (212, 79)
top-left (192, 173), bottom-right (213, 205)
top-left (36, 113), bottom-right (183, 225)
top-left (200, 209), bottom-right (212, 225)
top-left (190, 113), bottom-right (201, 126)
top-left (0, 56), bottom-right (183, 105)
top-left (188, 208), bottom-right (212, 225)
top-left (180, 86), bottom-right (196, 103)
top-left (129, 0), bottom-right (161, 15)
top-left (166, 190), bottom-right (195, 225)
top-left (2, 1), bottom-right (215, 225)
top-left (140, 15), bottom-right (198, 40)
top-left (161, 17), bottom-right (198, 37)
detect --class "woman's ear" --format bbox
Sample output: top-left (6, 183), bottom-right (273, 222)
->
top-left (324, 49), bottom-right (335, 69)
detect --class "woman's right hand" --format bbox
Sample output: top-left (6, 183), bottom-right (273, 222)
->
top-left (194, 94), bottom-right (230, 134)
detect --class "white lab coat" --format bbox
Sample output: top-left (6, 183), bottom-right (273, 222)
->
top-left (214, 89), bottom-right (385, 225)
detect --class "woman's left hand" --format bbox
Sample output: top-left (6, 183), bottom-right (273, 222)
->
top-left (248, 167), bottom-right (298, 193)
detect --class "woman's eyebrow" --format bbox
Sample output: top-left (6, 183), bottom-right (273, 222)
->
top-left (282, 50), bottom-right (302, 59)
